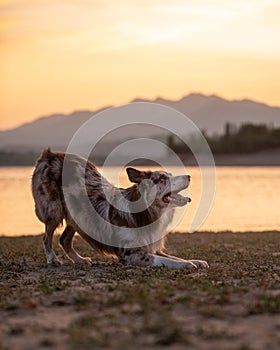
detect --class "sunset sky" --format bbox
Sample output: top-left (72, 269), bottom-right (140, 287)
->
top-left (1, 0), bottom-right (280, 129)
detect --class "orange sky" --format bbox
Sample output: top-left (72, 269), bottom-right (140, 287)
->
top-left (1, 0), bottom-right (280, 130)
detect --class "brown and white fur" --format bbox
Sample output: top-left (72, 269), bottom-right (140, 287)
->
top-left (32, 148), bottom-right (208, 270)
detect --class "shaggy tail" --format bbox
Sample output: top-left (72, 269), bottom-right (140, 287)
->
top-left (40, 147), bottom-right (52, 159)
top-left (32, 148), bottom-right (65, 225)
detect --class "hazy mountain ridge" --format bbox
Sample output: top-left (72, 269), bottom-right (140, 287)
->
top-left (0, 93), bottom-right (279, 152)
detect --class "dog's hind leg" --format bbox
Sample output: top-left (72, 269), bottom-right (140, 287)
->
top-left (59, 225), bottom-right (93, 265)
top-left (43, 223), bottom-right (62, 266)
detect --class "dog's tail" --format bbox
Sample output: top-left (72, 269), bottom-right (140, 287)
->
top-left (35, 147), bottom-right (65, 181)
top-left (32, 148), bottom-right (65, 226)
top-left (40, 147), bottom-right (52, 159)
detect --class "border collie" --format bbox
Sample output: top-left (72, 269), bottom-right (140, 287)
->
top-left (32, 148), bottom-right (208, 270)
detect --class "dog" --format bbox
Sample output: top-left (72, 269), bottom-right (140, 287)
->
top-left (32, 148), bottom-right (208, 270)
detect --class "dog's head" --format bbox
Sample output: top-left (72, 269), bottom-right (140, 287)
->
top-left (126, 167), bottom-right (191, 208)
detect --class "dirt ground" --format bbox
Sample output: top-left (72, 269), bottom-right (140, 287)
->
top-left (0, 232), bottom-right (279, 350)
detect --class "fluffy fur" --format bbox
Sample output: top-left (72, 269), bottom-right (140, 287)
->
top-left (32, 148), bottom-right (208, 270)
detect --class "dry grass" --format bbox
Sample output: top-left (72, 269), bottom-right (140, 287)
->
top-left (0, 232), bottom-right (280, 350)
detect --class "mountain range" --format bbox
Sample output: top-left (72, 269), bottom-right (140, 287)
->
top-left (0, 93), bottom-right (279, 155)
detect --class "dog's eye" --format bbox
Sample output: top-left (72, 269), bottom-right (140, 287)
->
top-left (153, 178), bottom-right (159, 184)
top-left (159, 175), bottom-right (167, 183)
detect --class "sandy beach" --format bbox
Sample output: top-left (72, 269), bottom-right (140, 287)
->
top-left (0, 231), bottom-right (279, 350)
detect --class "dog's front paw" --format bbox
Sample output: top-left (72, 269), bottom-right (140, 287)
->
top-left (190, 260), bottom-right (209, 269)
top-left (183, 261), bottom-right (198, 270)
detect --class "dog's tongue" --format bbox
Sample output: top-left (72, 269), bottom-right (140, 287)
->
top-left (170, 193), bottom-right (191, 206)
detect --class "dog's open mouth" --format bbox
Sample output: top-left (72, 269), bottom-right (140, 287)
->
top-left (162, 191), bottom-right (191, 206)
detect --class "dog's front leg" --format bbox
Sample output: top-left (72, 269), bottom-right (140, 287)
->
top-left (152, 255), bottom-right (197, 270)
top-left (120, 249), bottom-right (197, 270)
top-left (157, 251), bottom-right (209, 269)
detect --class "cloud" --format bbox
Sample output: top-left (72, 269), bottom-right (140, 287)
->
top-left (1, 0), bottom-right (280, 56)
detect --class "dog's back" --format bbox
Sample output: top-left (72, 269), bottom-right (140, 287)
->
top-left (32, 148), bottom-right (103, 225)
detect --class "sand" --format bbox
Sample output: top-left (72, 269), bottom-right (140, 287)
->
top-left (0, 232), bottom-right (280, 350)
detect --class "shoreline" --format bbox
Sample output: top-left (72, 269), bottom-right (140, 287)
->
top-left (0, 148), bottom-right (280, 167)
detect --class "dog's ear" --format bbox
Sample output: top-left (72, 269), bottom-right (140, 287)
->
top-left (126, 167), bottom-right (145, 183)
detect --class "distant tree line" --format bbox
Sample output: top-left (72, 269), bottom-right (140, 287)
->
top-left (0, 151), bottom-right (39, 166)
top-left (1, 123), bottom-right (280, 166)
top-left (0, 151), bottom-right (106, 166)
top-left (168, 123), bottom-right (280, 154)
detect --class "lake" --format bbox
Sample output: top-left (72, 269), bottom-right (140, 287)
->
top-left (1, 166), bottom-right (279, 236)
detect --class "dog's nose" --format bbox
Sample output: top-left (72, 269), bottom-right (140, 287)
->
top-left (187, 175), bottom-right (191, 181)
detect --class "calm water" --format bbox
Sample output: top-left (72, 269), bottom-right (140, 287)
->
top-left (0, 166), bottom-right (280, 236)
